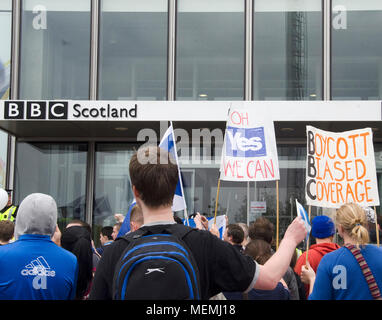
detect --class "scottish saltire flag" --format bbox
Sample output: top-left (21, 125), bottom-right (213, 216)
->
top-left (159, 122), bottom-right (187, 212)
top-left (116, 200), bottom-right (136, 238)
top-left (296, 199), bottom-right (311, 242)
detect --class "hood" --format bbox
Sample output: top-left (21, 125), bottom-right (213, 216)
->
top-left (14, 193), bottom-right (57, 240)
top-left (310, 242), bottom-right (340, 256)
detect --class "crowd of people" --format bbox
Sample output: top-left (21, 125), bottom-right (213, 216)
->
top-left (0, 145), bottom-right (381, 300)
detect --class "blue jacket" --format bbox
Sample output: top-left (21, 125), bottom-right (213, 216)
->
top-left (309, 245), bottom-right (382, 300)
top-left (0, 234), bottom-right (78, 300)
top-left (224, 282), bottom-right (290, 300)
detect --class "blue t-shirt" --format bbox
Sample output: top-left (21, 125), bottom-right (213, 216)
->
top-left (309, 245), bottom-right (382, 300)
top-left (0, 234), bottom-right (78, 300)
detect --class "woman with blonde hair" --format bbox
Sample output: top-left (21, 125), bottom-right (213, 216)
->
top-left (301, 203), bottom-right (382, 300)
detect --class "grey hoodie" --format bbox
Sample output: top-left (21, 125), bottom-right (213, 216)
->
top-left (14, 193), bottom-right (57, 240)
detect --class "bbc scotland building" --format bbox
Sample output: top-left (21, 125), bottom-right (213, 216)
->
top-left (0, 0), bottom-right (381, 244)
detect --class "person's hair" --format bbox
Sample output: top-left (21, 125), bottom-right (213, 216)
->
top-left (226, 224), bottom-right (244, 245)
top-left (129, 146), bottom-right (179, 208)
top-left (130, 205), bottom-right (144, 226)
top-left (237, 222), bottom-right (249, 241)
top-left (248, 217), bottom-right (274, 244)
top-left (67, 219), bottom-right (92, 234)
top-left (244, 239), bottom-right (273, 265)
top-left (114, 222), bottom-right (122, 231)
top-left (0, 220), bottom-right (14, 242)
top-left (336, 203), bottom-right (369, 246)
top-left (61, 226), bottom-right (93, 299)
top-left (100, 226), bottom-right (113, 240)
top-left (290, 249), bottom-right (298, 269)
top-left (173, 214), bottom-right (183, 224)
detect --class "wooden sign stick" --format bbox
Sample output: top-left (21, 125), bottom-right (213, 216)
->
top-left (214, 179), bottom-right (221, 225)
top-left (306, 205), bottom-right (312, 266)
top-left (276, 180), bottom-right (279, 250)
top-left (374, 206), bottom-right (380, 247)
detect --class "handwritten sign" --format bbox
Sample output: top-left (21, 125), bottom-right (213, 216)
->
top-left (305, 126), bottom-right (379, 208)
top-left (220, 108), bottom-right (280, 181)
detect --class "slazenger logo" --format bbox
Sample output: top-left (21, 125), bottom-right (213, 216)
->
top-left (21, 256), bottom-right (55, 290)
top-left (225, 126), bottom-right (267, 157)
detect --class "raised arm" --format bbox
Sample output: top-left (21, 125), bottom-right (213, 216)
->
top-left (254, 216), bottom-right (307, 290)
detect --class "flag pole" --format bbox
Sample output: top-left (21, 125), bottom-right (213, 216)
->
top-left (374, 206), bottom-right (379, 247)
top-left (306, 205), bottom-right (312, 265)
top-left (214, 179), bottom-right (221, 225)
top-left (276, 180), bottom-right (279, 250)
top-left (184, 208), bottom-right (189, 226)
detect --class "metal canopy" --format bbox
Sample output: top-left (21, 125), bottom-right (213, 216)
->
top-left (1, 120), bottom-right (381, 142)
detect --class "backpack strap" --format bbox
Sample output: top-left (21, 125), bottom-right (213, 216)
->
top-left (115, 224), bottom-right (195, 245)
top-left (344, 244), bottom-right (382, 300)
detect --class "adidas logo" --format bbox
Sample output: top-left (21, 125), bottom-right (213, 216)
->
top-left (21, 256), bottom-right (56, 277)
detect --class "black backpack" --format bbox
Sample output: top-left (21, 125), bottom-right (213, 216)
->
top-left (112, 224), bottom-right (201, 300)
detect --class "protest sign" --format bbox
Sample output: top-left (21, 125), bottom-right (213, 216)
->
top-left (305, 126), bottom-right (379, 208)
top-left (220, 108), bottom-right (280, 182)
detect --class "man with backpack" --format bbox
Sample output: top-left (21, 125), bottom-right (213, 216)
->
top-left (89, 146), bottom-right (307, 300)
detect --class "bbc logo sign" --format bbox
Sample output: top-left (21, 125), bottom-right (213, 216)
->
top-left (4, 101), bottom-right (68, 120)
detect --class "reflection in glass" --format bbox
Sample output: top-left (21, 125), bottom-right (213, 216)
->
top-left (332, 1), bottom-right (382, 99)
top-left (93, 144), bottom-right (139, 245)
top-left (19, 0), bottom-right (91, 99)
top-left (176, 0), bottom-right (245, 100)
top-left (15, 143), bottom-right (88, 231)
top-left (253, 0), bottom-right (322, 100)
top-left (99, 0), bottom-right (168, 100)
top-left (0, 130), bottom-right (7, 188)
top-left (0, 0), bottom-right (12, 100)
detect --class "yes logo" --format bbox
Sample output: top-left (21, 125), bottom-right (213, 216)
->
top-left (225, 126), bottom-right (267, 157)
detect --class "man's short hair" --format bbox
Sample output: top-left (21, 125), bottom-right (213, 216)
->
top-left (130, 205), bottom-right (143, 226)
top-left (101, 226), bottom-right (113, 240)
top-left (68, 219), bottom-right (92, 234)
top-left (0, 220), bottom-right (14, 242)
top-left (248, 217), bottom-right (274, 244)
top-left (226, 224), bottom-right (244, 245)
top-left (129, 146), bottom-right (179, 208)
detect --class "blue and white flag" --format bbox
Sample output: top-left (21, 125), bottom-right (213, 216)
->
top-left (296, 199), bottom-right (311, 241)
top-left (117, 122), bottom-right (187, 237)
top-left (116, 200), bottom-right (136, 238)
top-left (159, 122), bottom-right (187, 213)
top-left (183, 215), bottom-right (227, 240)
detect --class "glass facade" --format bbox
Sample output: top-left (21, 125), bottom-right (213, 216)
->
top-left (253, 0), bottom-right (322, 100)
top-left (176, 0), bottom-right (245, 100)
top-left (332, 0), bottom-right (382, 99)
top-left (19, 0), bottom-right (91, 99)
top-left (93, 143), bottom-right (138, 243)
top-left (98, 0), bottom-right (168, 100)
top-left (15, 143), bottom-right (88, 231)
top-left (0, 0), bottom-right (11, 100)
top-left (3, 1), bottom-right (381, 244)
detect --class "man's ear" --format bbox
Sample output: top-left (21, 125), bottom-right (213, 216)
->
top-left (132, 185), bottom-right (140, 200)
